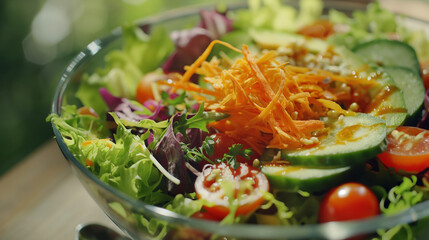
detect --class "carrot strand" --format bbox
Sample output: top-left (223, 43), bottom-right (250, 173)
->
top-left (164, 39), bottom-right (372, 150)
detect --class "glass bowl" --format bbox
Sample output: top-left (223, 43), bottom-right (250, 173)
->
top-left (51, 1), bottom-right (429, 239)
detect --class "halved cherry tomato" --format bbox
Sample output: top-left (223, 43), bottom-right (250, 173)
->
top-left (297, 19), bottom-right (335, 39)
top-left (319, 182), bottom-right (379, 223)
top-left (206, 133), bottom-right (260, 165)
top-left (194, 162), bottom-right (269, 220)
top-left (191, 211), bottom-right (220, 221)
top-left (378, 126), bottom-right (429, 173)
top-left (136, 72), bottom-right (158, 104)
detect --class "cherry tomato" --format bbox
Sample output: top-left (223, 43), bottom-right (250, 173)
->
top-left (195, 162), bottom-right (269, 220)
top-left (420, 60), bottom-right (429, 90)
top-left (136, 72), bottom-right (157, 104)
top-left (297, 19), bottom-right (335, 39)
top-left (191, 211), bottom-right (220, 221)
top-left (318, 183), bottom-right (379, 223)
top-left (378, 126), bottom-right (429, 173)
top-left (206, 133), bottom-right (260, 165)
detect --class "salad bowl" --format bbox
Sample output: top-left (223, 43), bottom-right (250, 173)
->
top-left (51, 0), bottom-right (429, 239)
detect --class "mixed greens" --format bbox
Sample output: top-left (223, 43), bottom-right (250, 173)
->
top-left (49, 0), bottom-right (429, 239)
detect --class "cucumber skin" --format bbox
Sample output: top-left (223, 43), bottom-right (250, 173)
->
top-left (336, 47), bottom-right (407, 132)
top-left (352, 39), bottom-right (421, 76)
top-left (382, 66), bottom-right (425, 126)
top-left (251, 33), bottom-right (408, 131)
top-left (262, 164), bottom-right (364, 193)
top-left (249, 36), bottom-right (406, 166)
top-left (281, 114), bottom-right (388, 168)
top-left (364, 71), bottom-right (407, 132)
top-left (260, 114), bottom-right (389, 168)
top-left (281, 142), bottom-right (386, 168)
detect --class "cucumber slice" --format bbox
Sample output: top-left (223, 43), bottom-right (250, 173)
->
top-left (249, 32), bottom-right (407, 129)
top-left (364, 70), bottom-right (407, 131)
top-left (337, 47), bottom-right (408, 131)
top-left (353, 39), bottom-right (421, 75)
top-left (351, 40), bottom-right (421, 127)
top-left (382, 66), bottom-right (425, 123)
top-left (261, 164), bottom-right (362, 193)
top-left (281, 113), bottom-right (387, 167)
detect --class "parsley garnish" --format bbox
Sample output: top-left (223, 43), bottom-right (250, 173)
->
top-left (174, 103), bottom-right (210, 136)
top-left (222, 144), bottom-right (253, 169)
top-left (181, 136), bottom-right (215, 164)
top-left (181, 136), bottom-right (253, 169)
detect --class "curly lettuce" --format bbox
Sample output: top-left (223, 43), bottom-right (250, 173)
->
top-left (375, 176), bottom-right (425, 240)
top-left (49, 107), bottom-right (172, 205)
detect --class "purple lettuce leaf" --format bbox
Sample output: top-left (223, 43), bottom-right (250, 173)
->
top-left (99, 88), bottom-right (123, 110)
top-left (153, 113), bottom-right (208, 195)
top-left (99, 87), bottom-right (167, 122)
top-left (198, 9), bottom-right (233, 40)
top-left (162, 9), bottom-right (233, 76)
top-left (162, 29), bottom-right (212, 74)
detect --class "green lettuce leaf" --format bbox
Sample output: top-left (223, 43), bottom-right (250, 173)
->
top-left (375, 176), bottom-right (426, 240)
top-left (76, 24), bottom-right (174, 116)
top-left (165, 194), bottom-right (204, 217)
top-left (109, 194), bottom-right (204, 240)
top-left (380, 176), bottom-right (423, 215)
top-left (47, 105), bottom-right (109, 148)
top-left (50, 108), bottom-right (172, 206)
top-left (269, 191), bottom-right (319, 225)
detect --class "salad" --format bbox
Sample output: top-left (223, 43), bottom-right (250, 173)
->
top-left (49, 0), bottom-right (429, 239)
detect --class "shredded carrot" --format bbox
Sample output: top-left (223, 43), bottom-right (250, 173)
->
top-left (86, 158), bottom-right (95, 167)
top-left (158, 80), bottom-right (221, 97)
top-left (255, 68), bottom-right (287, 121)
top-left (82, 138), bottom-right (113, 148)
top-left (287, 65), bottom-right (378, 87)
top-left (167, 40), bottom-right (375, 151)
top-left (317, 99), bottom-right (356, 116)
top-left (177, 40), bottom-right (241, 87)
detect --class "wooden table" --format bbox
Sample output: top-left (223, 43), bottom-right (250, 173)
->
top-left (0, 140), bottom-right (122, 240)
top-left (1, 1), bottom-right (428, 240)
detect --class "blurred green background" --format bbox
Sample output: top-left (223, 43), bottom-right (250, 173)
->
top-left (0, 0), bottom-right (226, 175)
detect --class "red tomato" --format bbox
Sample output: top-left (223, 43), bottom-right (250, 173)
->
top-left (194, 162), bottom-right (269, 220)
top-left (420, 60), bottom-right (429, 90)
top-left (318, 183), bottom-right (379, 223)
top-left (378, 126), bottom-right (429, 173)
top-left (136, 73), bottom-right (157, 104)
top-left (191, 211), bottom-right (220, 221)
top-left (206, 133), bottom-right (260, 165)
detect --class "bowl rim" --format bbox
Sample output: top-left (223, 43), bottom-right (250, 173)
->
top-left (50, 1), bottom-right (429, 239)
